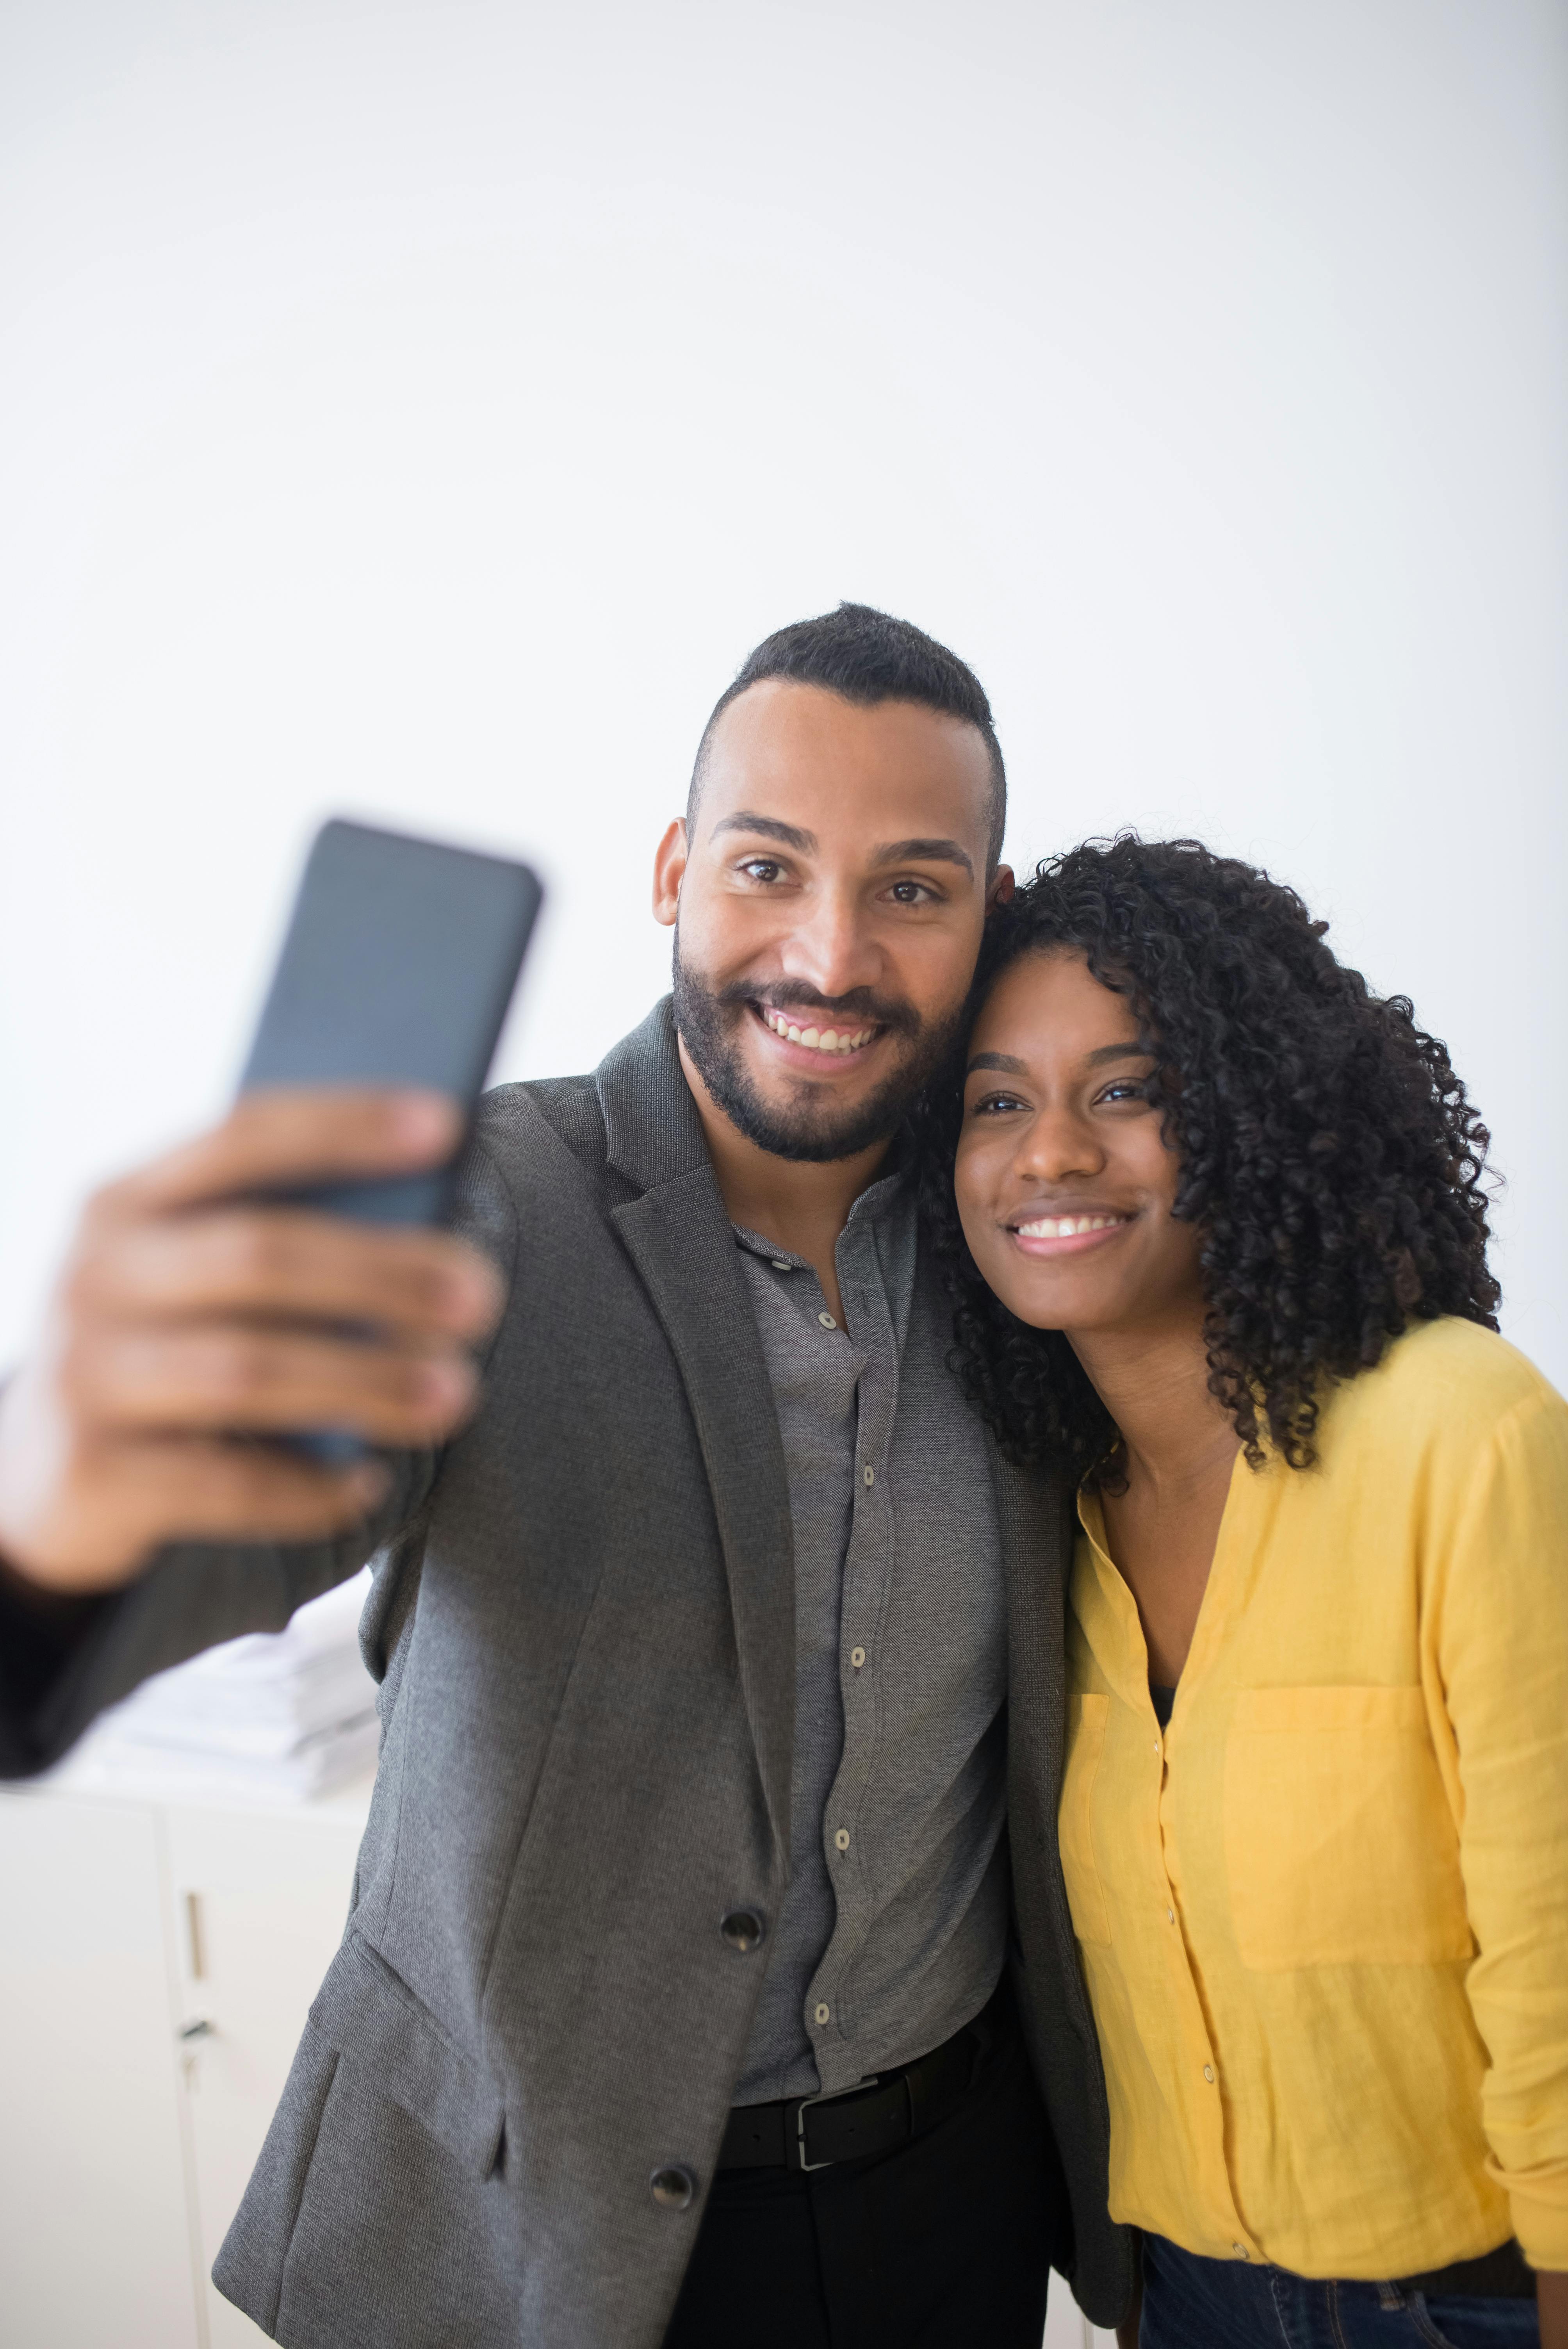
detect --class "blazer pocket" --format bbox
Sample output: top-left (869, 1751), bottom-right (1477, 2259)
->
top-left (308, 1933), bottom-right (505, 2179)
top-left (1060, 1693), bottom-right (1114, 1948)
top-left (1224, 1686), bottom-right (1472, 1972)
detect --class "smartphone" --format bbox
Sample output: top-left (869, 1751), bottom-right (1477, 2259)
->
top-left (241, 816), bottom-right (543, 1225)
top-left (240, 818), bottom-right (542, 1462)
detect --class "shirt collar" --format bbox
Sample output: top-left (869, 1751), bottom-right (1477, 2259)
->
top-left (731, 1157), bottom-right (911, 1266)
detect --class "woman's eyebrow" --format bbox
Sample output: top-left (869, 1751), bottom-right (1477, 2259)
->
top-left (966, 1041), bottom-right (1151, 1077)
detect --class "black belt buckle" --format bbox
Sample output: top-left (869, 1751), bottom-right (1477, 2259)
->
top-left (793, 2075), bottom-right (880, 2173)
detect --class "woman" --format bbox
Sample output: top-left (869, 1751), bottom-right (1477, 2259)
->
top-left (922, 837), bottom-right (1568, 2348)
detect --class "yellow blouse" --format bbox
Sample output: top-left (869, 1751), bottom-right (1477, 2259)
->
top-left (1061, 1315), bottom-right (1568, 2279)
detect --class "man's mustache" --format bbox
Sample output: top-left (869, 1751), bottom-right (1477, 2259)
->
top-left (716, 979), bottom-right (922, 1040)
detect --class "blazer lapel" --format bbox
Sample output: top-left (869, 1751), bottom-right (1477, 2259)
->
top-left (597, 1004), bottom-right (796, 1858)
top-left (992, 1444), bottom-right (1076, 1880)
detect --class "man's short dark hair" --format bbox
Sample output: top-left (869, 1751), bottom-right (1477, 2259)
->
top-left (688, 602), bottom-right (1007, 870)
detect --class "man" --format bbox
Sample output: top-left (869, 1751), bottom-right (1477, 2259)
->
top-left (0, 605), bottom-right (1132, 2347)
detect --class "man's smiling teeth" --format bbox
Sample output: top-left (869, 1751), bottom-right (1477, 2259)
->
top-left (761, 1005), bottom-right (873, 1055)
top-left (1016, 1213), bottom-right (1128, 1238)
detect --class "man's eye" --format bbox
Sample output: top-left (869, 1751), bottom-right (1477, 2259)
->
top-left (738, 858), bottom-right (786, 884)
top-left (887, 879), bottom-right (936, 905)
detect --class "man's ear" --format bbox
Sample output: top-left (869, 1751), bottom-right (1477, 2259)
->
top-left (987, 863), bottom-right (1016, 909)
top-left (652, 819), bottom-right (688, 928)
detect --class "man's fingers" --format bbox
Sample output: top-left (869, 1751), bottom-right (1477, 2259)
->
top-left (144, 1439), bottom-right (390, 1543)
top-left (60, 1439), bottom-right (393, 1586)
top-left (77, 1326), bottom-right (479, 1445)
top-left (103, 1088), bottom-right (463, 1218)
top-left (78, 1209), bottom-right (503, 1340)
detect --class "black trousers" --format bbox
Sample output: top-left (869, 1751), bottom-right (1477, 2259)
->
top-left (663, 1996), bottom-right (1069, 2349)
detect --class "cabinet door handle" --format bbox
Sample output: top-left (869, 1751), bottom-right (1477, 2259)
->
top-left (177, 2019), bottom-right (214, 2042)
top-left (185, 1890), bottom-right (206, 1982)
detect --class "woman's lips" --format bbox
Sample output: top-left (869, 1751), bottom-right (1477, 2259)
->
top-left (1008, 1211), bottom-right (1133, 1258)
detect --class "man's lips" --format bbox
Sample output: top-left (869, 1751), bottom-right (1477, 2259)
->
top-left (749, 1001), bottom-right (883, 1067)
top-left (1007, 1210), bottom-right (1135, 1257)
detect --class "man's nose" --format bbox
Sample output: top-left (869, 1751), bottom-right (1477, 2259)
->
top-left (777, 885), bottom-right (882, 1004)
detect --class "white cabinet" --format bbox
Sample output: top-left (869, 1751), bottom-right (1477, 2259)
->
top-left (0, 1792), bottom-right (200, 2349)
top-left (165, 1798), bottom-right (372, 2348)
top-left (0, 1771), bottom-right (370, 2349)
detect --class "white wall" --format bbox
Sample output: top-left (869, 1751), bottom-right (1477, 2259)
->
top-left (2, 0), bottom-right (1563, 1382)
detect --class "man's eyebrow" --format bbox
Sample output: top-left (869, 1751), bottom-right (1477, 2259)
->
top-left (872, 837), bottom-right (974, 880)
top-left (710, 813), bottom-right (817, 852)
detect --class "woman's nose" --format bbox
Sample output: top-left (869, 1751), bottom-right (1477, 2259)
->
top-left (1013, 1108), bottom-right (1106, 1184)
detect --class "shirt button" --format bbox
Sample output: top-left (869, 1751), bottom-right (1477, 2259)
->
top-left (818, 1311), bottom-right (837, 1330)
top-left (833, 1828), bottom-right (850, 1852)
top-left (770, 1259), bottom-right (791, 1273)
top-left (1203, 2065), bottom-right (1215, 2083)
top-left (814, 2002), bottom-right (831, 2025)
top-left (1233, 2244), bottom-right (1250, 2260)
top-left (862, 1465), bottom-right (875, 1486)
top-left (649, 2165), bottom-right (696, 2211)
top-left (1166, 1908), bottom-right (1175, 1924)
top-left (850, 1647), bottom-right (866, 1670)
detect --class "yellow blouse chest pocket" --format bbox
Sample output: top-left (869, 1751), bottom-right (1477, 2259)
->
top-left (1060, 1693), bottom-right (1113, 1947)
top-left (1222, 1685), bottom-right (1473, 1971)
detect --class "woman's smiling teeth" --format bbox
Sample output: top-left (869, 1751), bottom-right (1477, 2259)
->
top-left (760, 1005), bottom-right (873, 1055)
top-left (1015, 1212), bottom-right (1129, 1238)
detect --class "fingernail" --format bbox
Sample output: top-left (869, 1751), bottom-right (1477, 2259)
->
top-left (349, 1460), bottom-right (390, 1509)
top-left (393, 1093), bottom-right (459, 1149)
top-left (447, 1266), bottom-right (498, 1322)
top-left (420, 1359), bottom-right (470, 1406)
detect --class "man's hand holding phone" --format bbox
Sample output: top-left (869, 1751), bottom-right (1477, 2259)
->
top-left (0, 1087), bottom-right (502, 1595)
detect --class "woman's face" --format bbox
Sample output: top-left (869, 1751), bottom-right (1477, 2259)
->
top-left (955, 948), bottom-right (1204, 1337)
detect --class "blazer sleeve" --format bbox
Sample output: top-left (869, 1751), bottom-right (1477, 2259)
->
top-left (0, 1123), bottom-right (520, 1782)
top-left (1437, 1383), bottom-right (1568, 2270)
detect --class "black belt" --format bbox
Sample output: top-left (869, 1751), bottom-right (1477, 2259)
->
top-left (719, 2003), bottom-right (992, 2174)
top-left (1397, 2240), bottom-right (1535, 2301)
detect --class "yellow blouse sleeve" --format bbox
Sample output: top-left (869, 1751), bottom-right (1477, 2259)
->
top-left (1434, 1387), bottom-right (1568, 2270)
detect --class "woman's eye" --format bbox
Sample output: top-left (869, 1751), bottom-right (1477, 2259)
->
top-left (969, 1090), bottom-right (1028, 1116)
top-left (1097, 1079), bottom-right (1152, 1106)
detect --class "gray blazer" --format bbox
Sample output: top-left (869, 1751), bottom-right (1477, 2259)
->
top-left (16, 1002), bottom-right (1131, 2347)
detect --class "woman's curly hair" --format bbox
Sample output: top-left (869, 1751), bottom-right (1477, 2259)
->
top-left (915, 835), bottom-right (1499, 1482)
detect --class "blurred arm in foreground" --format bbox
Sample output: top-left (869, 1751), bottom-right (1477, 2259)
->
top-left (0, 1086), bottom-right (503, 1772)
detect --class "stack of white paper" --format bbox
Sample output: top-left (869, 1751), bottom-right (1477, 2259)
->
top-left (59, 1569), bottom-right (380, 1805)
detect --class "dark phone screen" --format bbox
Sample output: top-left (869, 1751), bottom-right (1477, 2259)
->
top-left (240, 818), bottom-right (543, 1226)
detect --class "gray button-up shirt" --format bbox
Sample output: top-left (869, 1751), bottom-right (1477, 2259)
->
top-left (729, 1167), bottom-right (1009, 2105)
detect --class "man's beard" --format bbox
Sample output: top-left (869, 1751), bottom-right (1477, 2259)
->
top-left (672, 937), bottom-right (967, 1164)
